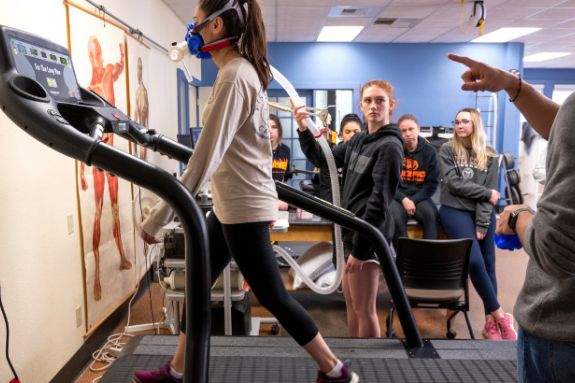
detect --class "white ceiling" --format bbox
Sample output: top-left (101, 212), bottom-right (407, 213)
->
top-left (162, 0), bottom-right (575, 68)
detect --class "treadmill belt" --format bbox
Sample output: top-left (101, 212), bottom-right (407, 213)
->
top-left (102, 354), bottom-right (517, 382)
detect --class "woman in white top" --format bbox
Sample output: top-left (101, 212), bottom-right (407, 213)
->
top-left (134, 1), bottom-right (359, 382)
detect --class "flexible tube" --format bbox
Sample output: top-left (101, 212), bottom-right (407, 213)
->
top-left (270, 66), bottom-right (344, 294)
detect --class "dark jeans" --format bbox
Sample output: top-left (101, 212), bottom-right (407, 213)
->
top-left (391, 198), bottom-right (439, 246)
top-left (181, 213), bottom-right (318, 346)
top-left (439, 205), bottom-right (499, 314)
top-left (518, 327), bottom-right (575, 383)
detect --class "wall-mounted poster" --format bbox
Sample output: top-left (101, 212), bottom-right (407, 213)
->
top-left (126, 37), bottom-right (154, 284)
top-left (68, 5), bottom-right (137, 332)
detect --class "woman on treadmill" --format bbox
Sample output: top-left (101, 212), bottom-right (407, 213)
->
top-left (134, 1), bottom-right (359, 382)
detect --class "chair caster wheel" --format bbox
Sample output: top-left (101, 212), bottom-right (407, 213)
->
top-left (446, 330), bottom-right (457, 339)
top-left (270, 324), bottom-right (280, 335)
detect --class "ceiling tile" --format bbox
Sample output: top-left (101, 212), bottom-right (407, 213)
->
top-left (378, 4), bottom-right (439, 19)
top-left (528, 6), bottom-right (575, 21)
top-left (488, 6), bottom-right (548, 19)
top-left (158, 0), bottom-right (575, 68)
top-left (394, 26), bottom-right (451, 42)
top-left (355, 26), bottom-right (407, 42)
top-left (333, 0), bottom-right (392, 6)
top-left (501, 0), bottom-right (566, 6)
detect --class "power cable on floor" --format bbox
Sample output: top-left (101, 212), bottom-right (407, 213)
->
top-left (87, 188), bottom-right (165, 377)
top-left (1, 283), bottom-right (21, 383)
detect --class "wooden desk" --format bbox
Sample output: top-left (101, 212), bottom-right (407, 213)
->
top-left (407, 221), bottom-right (447, 239)
top-left (271, 210), bottom-right (333, 242)
top-left (270, 212), bottom-right (444, 242)
top-left (271, 224), bottom-right (332, 242)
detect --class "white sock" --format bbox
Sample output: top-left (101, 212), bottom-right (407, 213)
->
top-left (326, 360), bottom-right (344, 378)
top-left (169, 364), bottom-right (183, 379)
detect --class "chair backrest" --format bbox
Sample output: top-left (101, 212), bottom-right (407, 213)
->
top-left (396, 238), bottom-right (473, 291)
top-left (501, 152), bottom-right (515, 170)
top-left (500, 152), bottom-right (524, 205)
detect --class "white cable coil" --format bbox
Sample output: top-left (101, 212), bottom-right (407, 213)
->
top-left (271, 66), bottom-right (344, 295)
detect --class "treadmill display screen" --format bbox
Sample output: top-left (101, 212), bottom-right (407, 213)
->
top-left (9, 37), bottom-right (81, 103)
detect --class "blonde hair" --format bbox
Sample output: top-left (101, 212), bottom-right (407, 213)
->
top-left (451, 108), bottom-right (496, 170)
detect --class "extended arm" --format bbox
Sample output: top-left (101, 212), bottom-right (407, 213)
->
top-left (143, 81), bottom-right (244, 237)
top-left (295, 107), bottom-right (347, 168)
top-left (448, 54), bottom-right (560, 139)
top-left (112, 43), bottom-right (125, 82)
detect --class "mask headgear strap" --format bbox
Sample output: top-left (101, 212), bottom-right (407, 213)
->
top-left (200, 36), bottom-right (238, 53)
top-left (194, 0), bottom-right (245, 33)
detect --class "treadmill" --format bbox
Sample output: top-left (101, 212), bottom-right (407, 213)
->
top-left (0, 25), bottom-right (517, 383)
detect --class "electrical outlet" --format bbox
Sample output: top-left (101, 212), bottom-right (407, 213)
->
top-left (75, 305), bottom-right (82, 328)
top-left (67, 213), bottom-right (74, 235)
top-left (108, 345), bottom-right (123, 357)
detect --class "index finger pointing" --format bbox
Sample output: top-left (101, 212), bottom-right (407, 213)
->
top-left (448, 53), bottom-right (479, 68)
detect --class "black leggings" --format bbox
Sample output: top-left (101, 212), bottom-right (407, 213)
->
top-left (390, 198), bottom-right (439, 247)
top-left (180, 213), bottom-right (319, 346)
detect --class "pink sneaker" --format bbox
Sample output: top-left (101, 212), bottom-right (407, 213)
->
top-left (133, 362), bottom-right (182, 383)
top-left (482, 317), bottom-right (502, 340)
top-left (498, 313), bottom-right (518, 340)
top-left (316, 360), bottom-right (360, 383)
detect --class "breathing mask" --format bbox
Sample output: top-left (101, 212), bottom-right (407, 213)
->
top-left (169, 0), bottom-right (245, 61)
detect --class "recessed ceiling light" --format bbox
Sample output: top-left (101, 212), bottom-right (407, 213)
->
top-left (317, 26), bottom-right (364, 42)
top-left (524, 52), bottom-right (571, 62)
top-left (471, 27), bottom-right (541, 43)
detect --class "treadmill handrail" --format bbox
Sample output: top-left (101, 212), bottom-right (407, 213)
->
top-left (0, 79), bottom-right (211, 382)
top-left (123, 121), bottom-right (193, 164)
top-left (89, 143), bottom-right (211, 382)
top-left (274, 181), bottom-right (423, 349)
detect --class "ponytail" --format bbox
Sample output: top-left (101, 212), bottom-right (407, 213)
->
top-left (239, 0), bottom-right (272, 89)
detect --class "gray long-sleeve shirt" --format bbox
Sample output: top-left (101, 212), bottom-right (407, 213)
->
top-left (438, 143), bottom-right (499, 233)
top-left (516, 92), bottom-right (575, 341)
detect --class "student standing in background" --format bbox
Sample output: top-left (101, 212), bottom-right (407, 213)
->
top-left (296, 80), bottom-right (403, 338)
top-left (438, 107), bottom-right (516, 341)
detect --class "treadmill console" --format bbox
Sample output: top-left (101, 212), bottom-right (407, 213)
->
top-left (6, 35), bottom-right (81, 103)
top-left (0, 25), bottom-right (190, 165)
top-left (0, 25), bottom-right (135, 162)
top-left (0, 25), bottom-right (82, 104)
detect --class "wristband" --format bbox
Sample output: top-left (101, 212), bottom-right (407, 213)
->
top-left (507, 207), bottom-right (533, 233)
top-left (509, 70), bottom-right (522, 103)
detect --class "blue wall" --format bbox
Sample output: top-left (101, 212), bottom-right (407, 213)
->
top-left (201, 42), bottom-right (523, 156)
top-left (524, 68), bottom-right (575, 98)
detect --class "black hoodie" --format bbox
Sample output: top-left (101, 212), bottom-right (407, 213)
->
top-left (394, 136), bottom-right (439, 204)
top-left (299, 124), bottom-right (404, 260)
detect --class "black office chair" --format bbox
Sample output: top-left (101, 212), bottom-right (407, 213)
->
top-left (501, 152), bottom-right (524, 205)
top-left (386, 237), bottom-right (475, 339)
